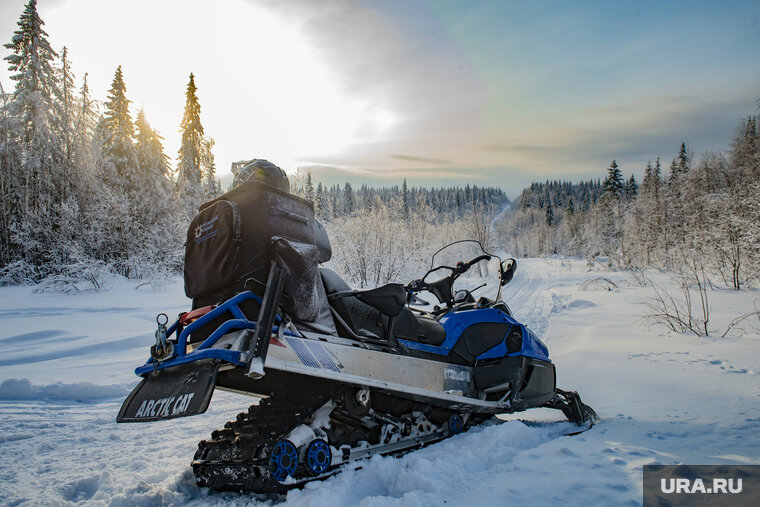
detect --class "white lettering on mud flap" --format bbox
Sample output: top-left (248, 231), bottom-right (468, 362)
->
top-left (133, 393), bottom-right (195, 419)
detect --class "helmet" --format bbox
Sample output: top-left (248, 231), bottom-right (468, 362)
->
top-left (231, 159), bottom-right (289, 193)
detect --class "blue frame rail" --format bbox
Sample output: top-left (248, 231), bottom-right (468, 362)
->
top-left (135, 291), bottom-right (288, 376)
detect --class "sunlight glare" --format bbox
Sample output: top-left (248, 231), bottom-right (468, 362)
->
top-left (43, 0), bottom-right (373, 175)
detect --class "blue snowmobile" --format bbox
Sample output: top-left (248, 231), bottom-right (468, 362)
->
top-left (117, 161), bottom-right (595, 493)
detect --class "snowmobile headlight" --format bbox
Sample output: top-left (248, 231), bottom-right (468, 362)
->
top-left (506, 327), bottom-right (523, 354)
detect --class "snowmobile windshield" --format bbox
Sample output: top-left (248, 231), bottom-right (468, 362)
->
top-left (426, 240), bottom-right (505, 303)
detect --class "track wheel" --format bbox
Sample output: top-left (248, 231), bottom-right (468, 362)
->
top-left (269, 440), bottom-right (298, 482)
top-left (304, 439), bottom-right (332, 476)
top-left (448, 414), bottom-right (464, 435)
top-left (343, 387), bottom-right (371, 417)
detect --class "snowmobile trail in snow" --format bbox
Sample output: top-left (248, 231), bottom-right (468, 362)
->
top-left (0, 393), bottom-right (584, 505)
top-left (501, 258), bottom-right (553, 338)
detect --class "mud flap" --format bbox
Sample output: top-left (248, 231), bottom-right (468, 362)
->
top-left (116, 359), bottom-right (221, 423)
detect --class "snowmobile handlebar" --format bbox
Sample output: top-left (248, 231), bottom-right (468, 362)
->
top-left (406, 253), bottom-right (492, 305)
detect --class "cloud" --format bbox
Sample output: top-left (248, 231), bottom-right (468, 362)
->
top-left (261, 0), bottom-right (488, 141)
top-left (386, 154), bottom-right (449, 165)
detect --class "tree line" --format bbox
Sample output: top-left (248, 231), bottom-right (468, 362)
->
top-left (0, 1), bottom-right (220, 285)
top-left (498, 122), bottom-right (760, 289)
top-left (292, 173), bottom-right (508, 222)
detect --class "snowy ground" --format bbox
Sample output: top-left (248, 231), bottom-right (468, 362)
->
top-left (1, 258), bottom-right (759, 506)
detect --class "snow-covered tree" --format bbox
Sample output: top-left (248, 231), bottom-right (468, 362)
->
top-left (304, 170), bottom-right (314, 203)
top-left (602, 160), bottom-right (624, 198)
top-left (54, 46), bottom-right (77, 200)
top-left (343, 182), bottom-right (354, 215)
top-left (200, 137), bottom-right (220, 198)
top-left (98, 65), bottom-right (137, 191)
top-left (176, 73), bottom-right (205, 216)
top-left (135, 108), bottom-right (170, 191)
top-left (402, 178), bottom-right (409, 220)
top-left (625, 174), bottom-right (637, 200)
top-left (3, 0), bottom-right (64, 267)
top-left (177, 73), bottom-right (203, 185)
top-left (72, 72), bottom-right (98, 172)
top-left (315, 182), bottom-right (329, 220)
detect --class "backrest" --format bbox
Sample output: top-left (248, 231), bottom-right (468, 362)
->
top-left (319, 268), bottom-right (388, 340)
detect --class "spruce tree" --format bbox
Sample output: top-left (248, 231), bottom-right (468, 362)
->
top-left (0, 80), bottom-right (19, 266)
top-left (72, 73), bottom-right (97, 168)
top-left (625, 174), bottom-right (638, 200)
top-left (676, 142), bottom-right (689, 174)
top-left (402, 178), bottom-right (409, 220)
top-left (99, 65), bottom-right (137, 192)
top-left (53, 46), bottom-right (77, 200)
top-left (135, 108), bottom-right (170, 191)
top-left (602, 160), bottom-right (624, 198)
top-left (343, 182), bottom-right (354, 215)
top-left (176, 73), bottom-right (205, 215)
top-left (201, 137), bottom-right (220, 198)
top-left (3, 0), bottom-right (64, 266)
top-left (305, 170), bottom-right (314, 202)
top-left (315, 182), bottom-right (329, 220)
top-left (565, 197), bottom-right (575, 217)
top-left (177, 73), bottom-right (204, 187)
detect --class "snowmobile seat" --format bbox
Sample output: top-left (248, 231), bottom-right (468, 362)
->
top-left (319, 268), bottom-right (446, 346)
top-left (393, 307), bottom-right (447, 346)
top-left (320, 268), bottom-right (388, 340)
top-left (328, 284), bottom-right (406, 317)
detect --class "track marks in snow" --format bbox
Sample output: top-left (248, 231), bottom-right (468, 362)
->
top-left (0, 329), bottom-right (72, 345)
top-left (628, 352), bottom-right (757, 375)
top-left (0, 306), bottom-right (144, 319)
top-left (0, 334), bottom-right (150, 367)
top-left (502, 260), bottom-right (553, 337)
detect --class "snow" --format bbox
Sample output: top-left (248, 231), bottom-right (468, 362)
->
top-left (1, 258), bottom-right (759, 505)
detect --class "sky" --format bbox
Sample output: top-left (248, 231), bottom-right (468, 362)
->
top-left (1, 0), bottom-right (759, 196)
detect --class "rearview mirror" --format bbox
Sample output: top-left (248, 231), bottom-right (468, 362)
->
top-left (500, 259), bottom-right (516, 286)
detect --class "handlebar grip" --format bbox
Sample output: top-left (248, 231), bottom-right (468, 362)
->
top-left (467, 254), bottom-right (491, 267)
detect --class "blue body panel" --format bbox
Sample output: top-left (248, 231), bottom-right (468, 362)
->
top-left (398, 307), bottom-right (550, 362)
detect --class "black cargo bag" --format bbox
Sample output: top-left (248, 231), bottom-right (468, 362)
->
top-left (184, 200), bottom-right (242, 299)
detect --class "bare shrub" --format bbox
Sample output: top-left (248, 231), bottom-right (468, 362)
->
top-left (34, 260), bottom-right (112, 294)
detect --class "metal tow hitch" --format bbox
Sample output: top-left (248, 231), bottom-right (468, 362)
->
top-left (150, 313), bottom-right (174, 361)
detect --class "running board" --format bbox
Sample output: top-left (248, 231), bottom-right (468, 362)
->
top-left (261, 333), bottom-right (508, 412)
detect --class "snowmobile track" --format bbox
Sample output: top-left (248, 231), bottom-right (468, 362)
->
top-left (192, 384), bottom-right (337, 494)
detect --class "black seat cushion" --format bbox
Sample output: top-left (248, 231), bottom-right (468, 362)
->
top-left (320, 268), bottom-right (387, 339)
top-left (393, 307), bottom-right (447, 346)
top-left (319, 268), bottom-right (445, 345)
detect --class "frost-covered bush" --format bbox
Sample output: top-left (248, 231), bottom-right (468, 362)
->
top-left (0, 260), bottom-right (39, 286)
top-left (324, 196), bottom-right (490, 287)
top-left (34, 260), bottom-right (113, 294)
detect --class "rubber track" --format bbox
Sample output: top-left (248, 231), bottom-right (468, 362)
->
top-left (192, 385), bottom-right (336, 494)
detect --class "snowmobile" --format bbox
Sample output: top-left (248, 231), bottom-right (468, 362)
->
top-left (117, 168), bottom-right (596, 494)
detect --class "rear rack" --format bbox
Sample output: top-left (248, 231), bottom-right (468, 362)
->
top-left (134, 289), bottom-right (294, 376)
